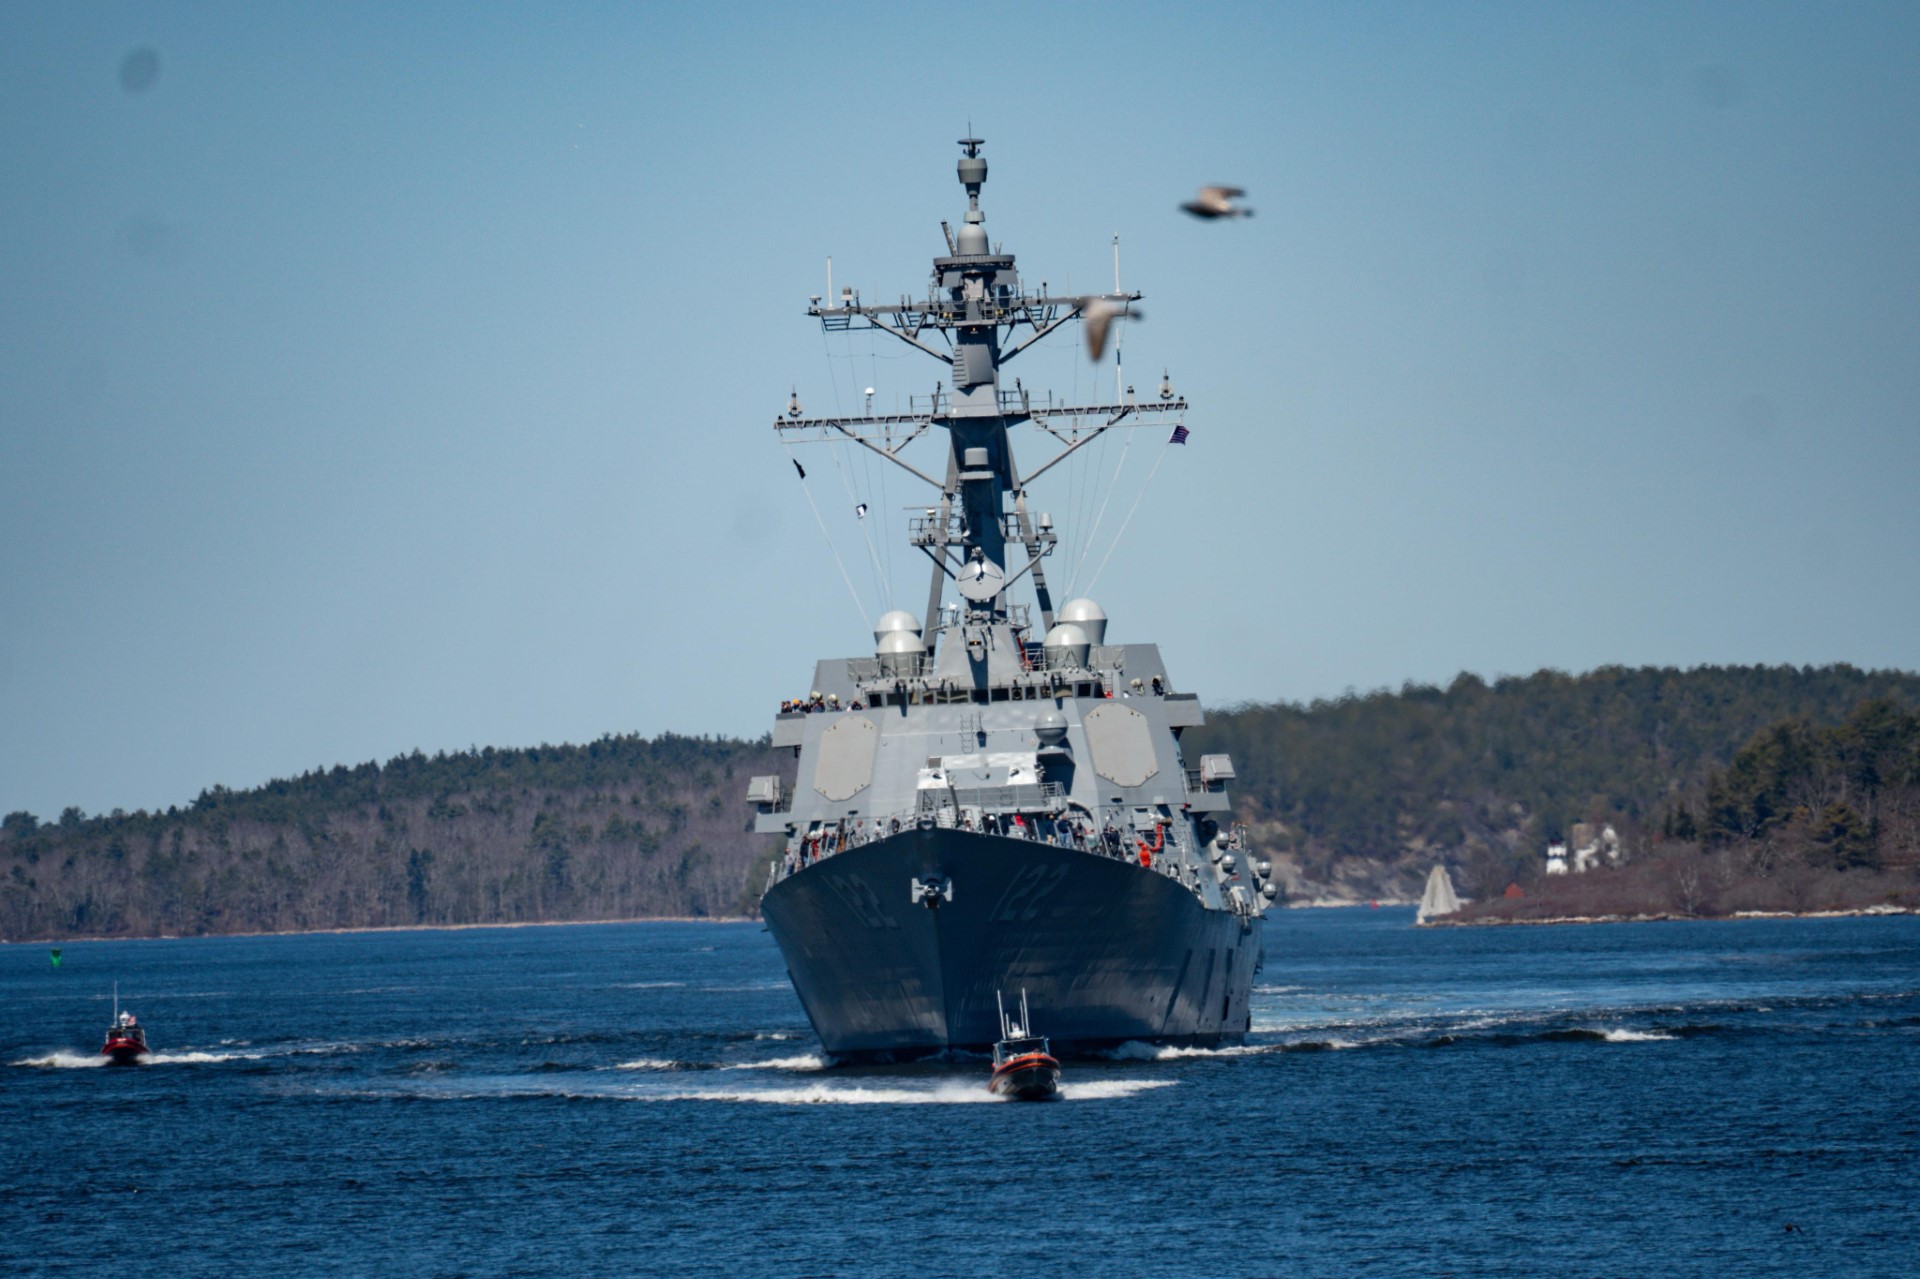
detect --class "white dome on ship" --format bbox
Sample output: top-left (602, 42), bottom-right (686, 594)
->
top-left (873, 609), bottom-right (922, 643)
top-left (1042, 623), bottom-right (1091, 669)
top-left (1057, 598), bottom-right (1107, 645)
top-left (876, 628), bottom-right (923, 676)
top-left (1034, 709), bottom-right (1069, 745)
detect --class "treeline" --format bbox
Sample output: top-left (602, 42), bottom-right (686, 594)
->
top-left (1454, 697), bottom-right (1920, 922)
top-left (7, 665), bottom-right (1918, 940)
top-left (1188, 664), bottom-right (1920, 901)
top-left (1, 734), bottom-right (788, 941)
top-left (1687, 697), bottom-right (1920, 861)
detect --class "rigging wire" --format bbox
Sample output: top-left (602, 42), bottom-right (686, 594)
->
top-left (1024, 322), bottom-right (1118, 606)
top-left (1082, 435), bottom-right (1175, 597)
top-left (785, 444), bottom-right (872, 627)
top-left (832, 440), bottom-right (889, 613)
top-left (867, 326), bottom-right (897, 602)
top-left (856, 430), bottom-right (881, 605)
top-left (1027, 325), bottom-right (1084, 601)
top-left (1061, 420), bottom-right (1082, 597)
top-left (1064, 422), bottom-right (1134, 597)
top-left (875, 418), bottom-right (894, 605)
top-left (798, 328), bottom-right (876, 624)
top-left (1066, 425), bottom-right (1111, 593)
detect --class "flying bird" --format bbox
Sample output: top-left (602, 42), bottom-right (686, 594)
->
top-left (1180, 185), bottom-right (1254, 219)
top-left (1082, 297), bottom-right (1143, 362)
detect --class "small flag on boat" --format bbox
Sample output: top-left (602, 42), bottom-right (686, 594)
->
top-left (1169, 424), bottom-right (1190, 445)
top-left (855, 503), bottom-right (868, 519)
top-left (792, 458), bottom-right (806, 480)
top-left (49, 948), bottom-right (61, 967)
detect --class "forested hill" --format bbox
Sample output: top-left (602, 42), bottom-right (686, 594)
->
top-left (1, 734), bottom-right (784, 941)
top-left (1185, 664), bottom-right (1920, 902)
top-left (6, 665), bottom-right (1919, 941)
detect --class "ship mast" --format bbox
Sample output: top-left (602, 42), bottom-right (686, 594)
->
top-left (775, 137), bottom-right (1187, 654)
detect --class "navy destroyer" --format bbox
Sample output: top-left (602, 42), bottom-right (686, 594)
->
top-left (749, 138), bottom-right (1273, 1059)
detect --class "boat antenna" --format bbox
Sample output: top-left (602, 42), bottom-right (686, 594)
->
top-left (113, 981), bottom-right (119, 1022)
top-left (1020, 988), bottom-right (1031, 1038)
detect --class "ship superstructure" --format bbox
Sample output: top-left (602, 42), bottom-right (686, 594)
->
top-left (749, 139), bottom-right (1274, 1059)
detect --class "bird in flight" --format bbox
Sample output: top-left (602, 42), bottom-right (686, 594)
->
top-left (1082, 297), bottom-right (1144, 362)
top-left (1180, 186), bottom-right (1254, 219)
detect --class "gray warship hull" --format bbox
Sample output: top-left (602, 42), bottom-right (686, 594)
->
top-left (762, 828), bottom-right (1260, 1058)
top-left (749, 138), bottom-right (1277, 1062)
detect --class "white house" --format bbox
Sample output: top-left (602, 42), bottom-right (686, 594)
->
top-left (1546, 823), bottom-right (1622, 875)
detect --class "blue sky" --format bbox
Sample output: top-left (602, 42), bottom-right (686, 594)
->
top-left (3, 2), bottom-right (1917, 819)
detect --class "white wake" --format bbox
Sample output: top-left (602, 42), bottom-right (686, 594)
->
top-left (635, 1078), bottom-right (1177, 1105)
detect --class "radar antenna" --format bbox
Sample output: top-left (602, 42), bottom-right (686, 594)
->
top-left (775, 140), bottom-right (1187, 640)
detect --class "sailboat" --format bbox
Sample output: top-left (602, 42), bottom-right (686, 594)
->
top-left (1416, 864), bottom-right (1462, 924)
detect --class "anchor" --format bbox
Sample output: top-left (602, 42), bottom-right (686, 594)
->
top-left (909, 875), bottom-right (954, 909)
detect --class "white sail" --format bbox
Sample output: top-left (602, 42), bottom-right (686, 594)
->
top-left (1417, 864), bottom-right (1461, 922)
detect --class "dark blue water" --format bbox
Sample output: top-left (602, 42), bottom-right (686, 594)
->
top-left (5, 910), bottom-right (1917, 1277)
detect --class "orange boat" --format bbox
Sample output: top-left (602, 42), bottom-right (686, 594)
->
top-left (987, 990), bottom-right (1059, 1100)
top-left (102, 986), bottom-right (149, 1065)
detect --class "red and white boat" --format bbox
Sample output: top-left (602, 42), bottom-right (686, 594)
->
top-left (987, 989), bottom-right (1059, 1100)
top-left (102, 986), bottom-right (149, 1065)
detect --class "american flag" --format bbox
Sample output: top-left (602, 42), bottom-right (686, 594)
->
top-left (1169, 424), bottom-right (1190, 445)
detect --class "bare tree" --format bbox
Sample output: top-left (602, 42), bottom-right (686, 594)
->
top-left (1671, 856), bottom-right (1704, 917)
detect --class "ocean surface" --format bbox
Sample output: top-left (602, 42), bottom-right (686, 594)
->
top-left (4, 909), bottom-right (1917, 1277)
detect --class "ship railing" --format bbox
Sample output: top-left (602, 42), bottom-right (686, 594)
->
top-left (764, 803), bottom-right (1209, 892)
top-left (909, 512), bottom-right (967, 545)
top-left (768, 816), bottom-right (890, 887)
top-left (854, 660), bottom-right (1115, 709)
top-left (945, 781), bottom-right (1064, 814)
top-left (776, 380), bottom-right (1125, 430)
top-left (998, 514), bottom-right (1059, 553)
top-left (846, 655), bottom-right (929, 682)
top-left (1025, 643), bottom-right (1123, 675)
top-left (768, 799), bottom-right (1098, 886)
top-left (1182, 762), bottom-right (1235, 796)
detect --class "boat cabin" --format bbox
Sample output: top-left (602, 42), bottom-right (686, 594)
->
top-left (992, 1034), bottom-right (1050, 1067)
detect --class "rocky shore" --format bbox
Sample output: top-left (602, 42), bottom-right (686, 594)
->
top-left (1421, 903), bottom-right (1919, 928)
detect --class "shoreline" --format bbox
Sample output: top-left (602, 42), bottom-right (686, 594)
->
top-left (1419, 904), bottom-right (1919, 928)
top-left (1282, 898), bottom-right (1417, 909)
top-left (16, 901), bottom-right (1918, 944)
top-left (0, 914), bottom-right (757, 947)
